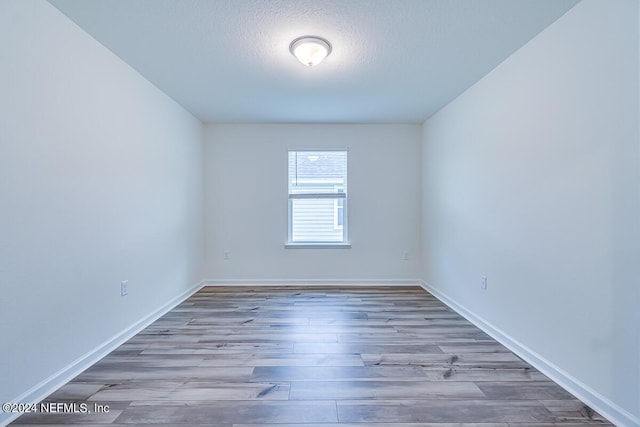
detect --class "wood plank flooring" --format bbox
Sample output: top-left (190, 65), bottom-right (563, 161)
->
top-left (12, 286), bottom-right (612, 426)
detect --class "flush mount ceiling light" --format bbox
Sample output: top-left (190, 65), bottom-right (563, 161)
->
top-left (289, 36), bottom-right (332, 67)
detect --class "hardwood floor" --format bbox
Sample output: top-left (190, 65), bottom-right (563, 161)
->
top-left (12, 286), bottom-right (612, 426)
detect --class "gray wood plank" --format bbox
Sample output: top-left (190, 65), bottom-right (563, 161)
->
top-left (336, 399), bottom-right (556, 423)
top-left (88, 381), bottom-right (290, 401)
top-left (290, 380), bottom-right (485, 399)
top-left (114, 400), bottom-right (338, 424)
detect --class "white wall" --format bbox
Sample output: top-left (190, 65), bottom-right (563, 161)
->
top-left (0, 0), bottom-right (203, 411)
top-left (422, 0), bottom-right (639, 424)
top-left (204, 124), bottom-right (422, 282)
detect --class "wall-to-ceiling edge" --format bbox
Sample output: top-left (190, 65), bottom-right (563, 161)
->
top-left (0, 2), bottom-right (205, 425)
top-left (420, 0), bottom-right (640, 425)
top-left (2, 0), bottom-right (638, 426)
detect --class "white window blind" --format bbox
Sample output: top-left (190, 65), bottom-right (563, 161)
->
top-left (288, 150), bottom-right (348, 244)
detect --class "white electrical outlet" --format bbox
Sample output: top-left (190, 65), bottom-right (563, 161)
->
top-left (481, 276), bottom-right (488, 290)
top-left (121, 280), bottom-right (128, 296)
top-left (223, 250), bottom-right (230, 260)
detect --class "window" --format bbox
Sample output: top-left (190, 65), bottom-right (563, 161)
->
top-left (287, 150), bottom-right (349, 247)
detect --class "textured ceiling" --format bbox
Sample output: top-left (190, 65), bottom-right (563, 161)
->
top-left (48, 0), bottom-right (579, 123)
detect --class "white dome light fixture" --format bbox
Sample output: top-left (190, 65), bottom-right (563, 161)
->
top-left (289, 36), bottom-right (332, 67)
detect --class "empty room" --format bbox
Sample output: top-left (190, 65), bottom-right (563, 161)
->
top-left (1, 0), bottom-right (639, 426)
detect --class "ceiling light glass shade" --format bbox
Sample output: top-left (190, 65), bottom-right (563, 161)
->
top-left (289, 36), bottom-right (332, 67)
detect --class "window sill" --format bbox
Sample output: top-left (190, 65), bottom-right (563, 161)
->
top-left (285, 242), bottom-right (352, 249)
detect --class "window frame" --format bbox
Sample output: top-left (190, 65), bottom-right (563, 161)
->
top-left (286, 149), bottom-right (350, 249)
top-left (333, 198), bottom-right (344, 230)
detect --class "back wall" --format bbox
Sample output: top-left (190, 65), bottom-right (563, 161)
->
top-left (203, 124), bottom-right (422, 282)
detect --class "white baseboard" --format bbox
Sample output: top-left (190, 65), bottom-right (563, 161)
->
top-left (6, 279), bottom-right (634, 426)
top-left (420, 280), bottom-right (640, 427)
top-left (0, 280), bottom-right (205, 427)
top-left (203, 278), bottom-right (423, 286)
